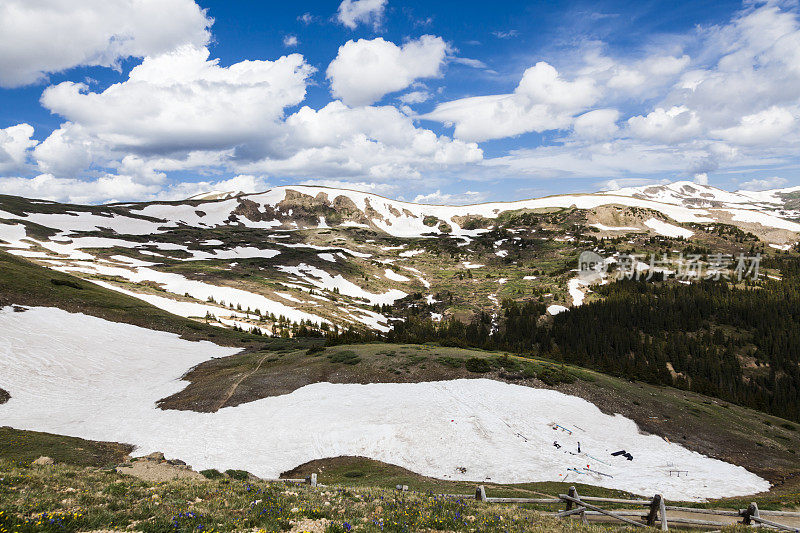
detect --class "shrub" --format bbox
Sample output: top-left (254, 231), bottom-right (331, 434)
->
top-left (306, 345), bottom-right (326, 355)
top-left (495, 355), bottom-right (521, 371)
top-left (436, 356), bottom-right (462, 369)
top-left (224, 469), bottom-right (250, 481)
top-left (440, 338), bottom-right (466, 348)
top-left (200, 469), bottom-right (223, 479)
top-left (465, 357), bottom-right (491, 373)
top-left (327, 350), bottom-right (361, 365)
top-left (50, 278), bottom-right (83, 290)
top-left (537, 366), bottom-right (576, 386)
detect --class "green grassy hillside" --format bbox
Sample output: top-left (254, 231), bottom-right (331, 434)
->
top-left (0, 427), bottom-right (131, 467)
top-left (0, 250), bottom-right (260, 347)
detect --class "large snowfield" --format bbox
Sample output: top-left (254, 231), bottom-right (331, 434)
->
top-left (0, 306), bottom-right (769, 501)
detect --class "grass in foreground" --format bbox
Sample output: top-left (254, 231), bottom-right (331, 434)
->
top-left (0, 460), bottom-right (632, 533)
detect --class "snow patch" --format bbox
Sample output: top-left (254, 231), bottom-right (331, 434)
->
top-left (0, 307), bottom-right (769, 500)
top-left (384, 269), bottom-right (410, 282)
top-left (644, 218), bottom-right (694, 239)
top-left (568, 279), bottom-right (589, 306)
top-left (276, 263), bottom-right (406, 305)
top-left (56, 262), bottom-right (323, 325)
top-left (399, 249), bottom-right (424, 257)
top-left (590, 223), bottom-right (639, 231)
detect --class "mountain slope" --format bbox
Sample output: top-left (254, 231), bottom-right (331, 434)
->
top-left (0, 249), bottom-right (258, 346)
top-left (2, 247), bottom-right (800, 500)
top-left (0, 181), bottom-right (798, 341)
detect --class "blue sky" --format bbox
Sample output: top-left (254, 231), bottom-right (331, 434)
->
top-left (1, 0), bottom-right (799, 204)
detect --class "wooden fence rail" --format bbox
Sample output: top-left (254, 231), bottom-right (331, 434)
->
top-left (470, 485), bottom-right (800, 531)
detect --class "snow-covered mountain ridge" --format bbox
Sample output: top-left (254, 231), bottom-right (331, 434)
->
top-left (2, 180), bottom-right (799, 240)
top-left (1, 180), bottom-right (798, 337)
top-left (148, 181), bottom-right (800, 239)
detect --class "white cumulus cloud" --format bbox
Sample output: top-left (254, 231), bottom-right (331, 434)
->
top-left (738, 176), bottom-right (788, 191)
top-left (412, 189), bottom-right (487, 205)
top-left (0, 124), bottom-right (38, 173)
top-left (38, 45), bottom-right (314, 158)
top-left (712, 106), bottom-right (796, 146)
top-left (0, 0), bottom-right (212, 87)
top-left (398, 90), bottom-right (431, 104)
top-left (241, 101), bottom-right (483, 181)
top-left (33, 123), bottom-right (94, 176)
top-left (425, 62), bottom-right (598, 142)
top-left (0, 172), bottom-right (274, 204)
top-left (327, 36), bottom-right (447, 106)
top-left (336, 0), bottom-right (387, 30)
top-left (574, 109), bottom-right (619, 140)
top-left (0, 173), bottom-right (160, 204)
top-left (627, 106), bottom-right (703, 144)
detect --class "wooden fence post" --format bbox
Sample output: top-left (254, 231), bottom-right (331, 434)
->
top-left (646, 495), bottom-right (661, 526)
top-left (475, 485), bottom-right (487, 502)
top-left (565, 486), bottom-right (587, 524)
top-left (659, 494), bottom-right (668, 531)
top-left (576, 488), bottom-right (587, 524)
top-left (742, 502), bottom-right (759, 525)
top-left (306, 473), bottom-right (317, 487)
top-left (565, 486), bottom-right (577, 512)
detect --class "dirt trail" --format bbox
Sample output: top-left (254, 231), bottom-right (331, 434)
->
top-left (214, 353), bottom-right (270, 411)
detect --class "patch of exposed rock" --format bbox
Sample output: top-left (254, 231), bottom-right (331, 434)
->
top-left (115, 452), bottom-right (204, 482)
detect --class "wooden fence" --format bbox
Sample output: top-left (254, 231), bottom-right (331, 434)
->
top-left (265, 476), bottom-right (798, 530)
top-left (471, 485), bottom-right (800, 531)
top-left (267, 476), bottom-right (797, 530)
